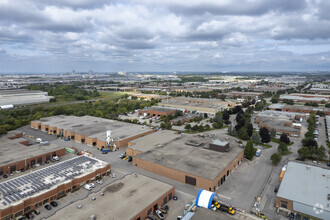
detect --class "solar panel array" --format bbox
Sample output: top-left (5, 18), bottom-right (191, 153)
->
top-left (0, 156), bottom-right (98, 207)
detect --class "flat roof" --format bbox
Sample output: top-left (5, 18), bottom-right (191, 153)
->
top-left (0, 133), bottom-right (64, 168)
top-left (140, 106), bottom-right (177, 112)
top-left (48, 173), bottom-right (174, 220)
top-left (269, 104), bottom-right (330, 112)
top-left (136, 132), bottom-right (243, 180)
top-left (34, 115), bottom-right (151, 141)
top-left (277, 162), bottom-right (330, 219)
top-left (0, 89), bottom-right (46, 95)
top-left (280, 95), bottom-right (329, 102)
top-left (0, 156), bottom-right (109, 210)
top-left (128, 130), bottom-right (179, 153)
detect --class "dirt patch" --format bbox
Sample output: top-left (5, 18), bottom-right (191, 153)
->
top-left (104, 182), bottom-right (124, 193)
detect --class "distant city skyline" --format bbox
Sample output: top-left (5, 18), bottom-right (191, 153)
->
top-left (1, 0), bottom-right (330, 73)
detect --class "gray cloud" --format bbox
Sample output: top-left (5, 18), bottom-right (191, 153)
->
top-left (0, 0), bottom-right (329, 72)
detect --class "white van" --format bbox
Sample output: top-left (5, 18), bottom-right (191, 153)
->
top-left (84, 184), bottom-right (92, 191)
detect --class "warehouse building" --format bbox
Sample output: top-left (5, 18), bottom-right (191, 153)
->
top-left (0, 156), bottom-right (110, 220)
top-left (160, 97), bottom-right (236, 115)
top-left (255, 111), bottom-right (305, 137)
top-left (0, 131), bottom-right (65, 176)
top-left (129, 131), bottom-right (244, 191)
top-left (269, 104), bottom-right (330, 115)
top-left (279, 93), bottom-right (329, 104)
top-left (31, 115), bottom-right (155, 149)
top-left (0, 89), bottom-right (52, 106)
top-left (138, 106), bottom-right (178, 117)
top-left (48, 173), bottom-right (174, 220)
top-left (224, 91), bottom-right (263, 99)
top-left (276, 162), bottom-right (330, 220)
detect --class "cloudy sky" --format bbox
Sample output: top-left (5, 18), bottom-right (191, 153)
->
top-left (1, 0), bottom-right (330, 73)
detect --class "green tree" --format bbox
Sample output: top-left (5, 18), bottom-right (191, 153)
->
top-left (280, 133), bottom-right (290, 144)
top-left (259, 127), bottom-right (271, 143)
top-left (160, 122), bottom-right (166, 129)
top-left (237, 128), bottom-right (249, 140)
top-left (251, 132), bottom-right (261, 143)
top-left (316, 145), bottom-right (327, 160)
top-left (244, 140), bottom-right (255, 160)
top-left (204, 124), bottom-right (211, 130)
top-left (184, 124), bottom-right (192, 131)
top-left (270, 129), bottom-right (276, 138)
top-left (298, 147), bottom-right (311, 158)
top-left (278, 142), bottom-right (288, 154)
top-left (270, 153), bottom-right (282, 165)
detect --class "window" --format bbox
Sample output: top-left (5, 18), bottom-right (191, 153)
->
top-left (227, 170), bottom-right (230, 177)
top-left (0, 169), bottom-right (3, 175)
top-left (3, 214), bottom-right (13, 220)
top-left (43, 199), bottom-right (49, 204)
top-left (147, 208), bottom-right (152, 215)
top-left (35, 202), bottom-right (42, 207)
top-left (93, 142), bottom-right (96, 146)
top-left (58, 191), bottom-right (65, 196)
top-left (169, 193), bottom-right (172, 201)
top-left (281, 201), bottom-right (288, 209)
top-left (46, 155), bottom-right (51, 161)
top-left (37, 157), bottom-right (42, 163)
top-left (163, 196), bottom-right (167, 205)
top-left (24, 206), bottom-right (30, 212)
top-left (50, 196), bottom-right (57, 201)
top-left (10, 165), bottom-right (16, 173)
top-left (52, 152), bottom-right (57, 157)
top-left (15, 211), bottom-right (23, 218)
top-left (185, 176), bottom-right (196, 186)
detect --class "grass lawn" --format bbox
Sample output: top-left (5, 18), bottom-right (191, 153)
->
top-left (99, 91), bottom-right (133, 99)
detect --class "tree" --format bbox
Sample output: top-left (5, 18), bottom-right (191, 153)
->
top-left (270, 153), bottom-right (282, 165)
top-left (278, 142), bottom-right (288, 154)
top-left (251, 132), bottom-right (261, 143)
top-left (244, 141), bottom-right (255, 160)
top-left (259, 127), bottom-right (271, 143)
top-left (165, 123), bottom-right (172, 130)
top-left (237, 128), bottom-right (249, 140)
top-left (247, 123), bottom-right (253, 137)
top-left (222, 111), bottom-right (230, 121)
top-left (212, 121), bottom-right (223, 129)
top-left (160, 122), bottom-right (166, 129)
top-left (270, 129), bottom-right (276, 138)
top-left (302, 137), bottom-right (318, 149)
top-left (184, 124), bottom-right (191, 131)
top-left (316, 145), bottom-right (327, 160)
top-left (298, 147), bottom-right (311, 158)
top-left (279, 133), bottom-right (290, 144)
top-left (204, 124), bottom-right (211, 130)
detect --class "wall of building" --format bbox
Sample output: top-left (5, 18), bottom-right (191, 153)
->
top-left (0, 148), bottom-right (65, 175)
top-left (131, 187), bottom-right (175, 220)
top-left (275, 197), bottom-right (293, 210)
top-left (133, 150), bottom-right (244, 192)
top-left (0, 164), bottom-right (110, 220)
top-left (138, 109), bottom-right (176, 117)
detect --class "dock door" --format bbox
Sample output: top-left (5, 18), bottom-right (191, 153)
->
top-left (185, 175), bottom-right (196, 186)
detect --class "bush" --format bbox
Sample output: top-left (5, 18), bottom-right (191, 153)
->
top-left (244, 140), bottom-right (255, 160)
top-left (270, 153), bottom-right (282, 165)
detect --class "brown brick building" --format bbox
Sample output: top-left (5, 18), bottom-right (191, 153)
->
top-left (0, 156), bottom-right (110, 220)
top-left (138, 106), bottom-right (178, 117)
top-left (47, 174), bottom-right (175, 220)
top-left (31, 115), bottom-right (156, 149)
top-left (269, 104), bottom-right (330, 115)
top-left (127, 131), bottom-right (244, 192)
top-left (0, 131), bottom-right (65, 176)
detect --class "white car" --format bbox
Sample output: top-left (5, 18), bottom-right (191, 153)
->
top-left (84, 184), bottom-right (92, 191)
top-left (53, 156), bottom-right (60, 161)
top-left (36, 138), bottom-right (42, 143)
top-left (110, 173), bottom-right (116, 178)
top-left (90, 183), bottom-right (95, 188)
top-left (96, 180), bottom-right (103, 185)
top-left (156, 210), bottom-right (165, 219)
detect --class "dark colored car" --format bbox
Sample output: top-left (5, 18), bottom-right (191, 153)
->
top-left (128, 156), bottom-right (132, 162)
top-left (50, 201), bottom-right (58, 207)
top-left (18, 217), bottom-right (26, 220)
top-left (327, 162), bottom-right (330, 167)
top-left (3, 175), bottom-right (8, 178)
top-left (26, 213), bottom-right (34, 219)
top-left (45, 160), bottom-right (49, 164)
top-left (173, 196), bottom-right (178, 200)
top-left (33, 210), bottom-right (40, 215)
top-left (274, 186), bottom-right (279, 193)
top-left (44, 205), bottom-right (52, 210)
top-left (20, 168), bottom-right (25, 172)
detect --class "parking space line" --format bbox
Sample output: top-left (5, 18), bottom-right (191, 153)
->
top-left (218, 194), bottom-right (231, 200)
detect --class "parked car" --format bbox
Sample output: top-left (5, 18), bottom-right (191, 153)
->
top-left (100, 192), bottom-right (104, 196)
top-left (3, 175), bottom-right (8, 179)
top-left (96, 179), bottom-right (103, 185)
top-left (156, 210), bottom-right (165, 219)
top-left (26, 212), bottom-right (34, 219)
top-left (90, 183), bottom-right (95, 188)
top-left (53, 156), bottom-right (60, 161)
top-left (274, 186), bottom-right (279, 193)
top-left (148, 214), bottom-right (157, 220)
top-left (84, 184), bottom-right (92, 191)
top-left (327, 162), bottom-right (330, 167)
top-left (50, 201), bottom-right (58, 207)
top-left (77, 204), bottom-right (82, 209)
top-left (44, 205), bottom-right (52, 210)
top-left (128, 157), bottom-right (132, 162)
top-left (33, 210), bottom-right (40, 215)
top-left (110, 173), bottom-right (116, 178)
top-left (119, 153), bottom-right (126, 159)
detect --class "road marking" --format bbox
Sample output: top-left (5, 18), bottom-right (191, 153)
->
top-left (218, 194), bottom-right (231, 200)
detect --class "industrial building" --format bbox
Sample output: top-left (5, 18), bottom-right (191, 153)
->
top-left (0, 89), bottom-right (52, 107)
top-left (31, 115), bottom-right (155, 149)
top-left (0, 156), bottom-right (110, 220)
top-left (138, 106), bottom-right (178, 117)
top-left (160, 97), bottom-right (236, 115)
top-left (276, 162), bottom-right (330, 220)
top-left (255, 110), bottom-right (305, 137)
top-left (48, 173), bottom-right (175, 220)
top-left (170, 114), bottom-right (195, 125)
top-left (128, 131), bottom-right (244, 191)
top-left (279, 93), bottom-right (329, 104)
top-left (0, 131), bottom-right (65, 176)
top-left (269, 104), bottom-right (330, 115)
top-left (224, 91), bottom-right (263, 99)
top-left (131, 93), bottom-right (171, 100)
